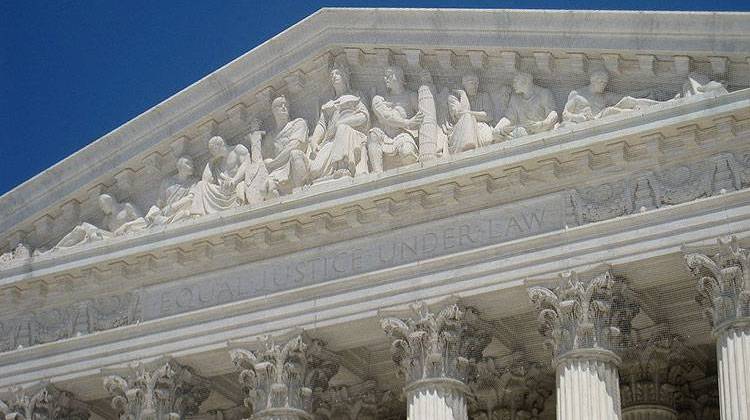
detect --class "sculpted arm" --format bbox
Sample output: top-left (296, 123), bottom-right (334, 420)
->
top-left (562, 90), bottom-right (593, 123)
top-left (336, 101), bottom-right (369, 128)
top-left (542, 89), bottom-right (558, 121)
top-left (201, 163), bottom-right (215, 184)
top-left (372, 95), bottom-right (410, 129)
top-left (308, 114), bottom-right (326, 155)
top-left (474, 92), bottom-right (492, 122)
top-left (532, 89), bottom-right (558, 131)
top-left (494, 105), bottom-right (517, 135)
top-left (123, 202), bottom-right (143, 219)
top-left (247, 131), bottom-right (265, 164)
top-left (228, 145), bottom-right (251, 185)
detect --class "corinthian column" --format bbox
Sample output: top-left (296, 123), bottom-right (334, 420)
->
top-left (528, 269), bottom-right (638, 420)
top-left (684, 236), bottom-right (750, 420)
top-left (380, 301), bottom-right (491, 420)
top-left (229, 335), bottom-right (340, 420)
top-left (103, 359), bottom-right (210, 420)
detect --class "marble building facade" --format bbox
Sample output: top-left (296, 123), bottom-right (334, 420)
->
top-left (1, 8), bottom-right (749, 420)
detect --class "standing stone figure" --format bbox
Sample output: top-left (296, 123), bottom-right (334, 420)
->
top-left (263, 95), bottom-right (310, 195)
top-left (368, 66), bottom-right (423, 173)
top-left (494, 72), bottom-right (558, 139)
top-left (561, 69), bottom-right (661, 125)
top-left (145, 155), bottom-right (197, 226)
top-left (47, 193), bottom-right (146, 251)
top-left (308, 62), bottom-right (370, 181)
top-left (447, 72), bottom-right (495, 153)
top-left (191, 133), bottom-right (271, 216)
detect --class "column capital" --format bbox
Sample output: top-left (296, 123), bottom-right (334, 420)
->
top-left (314, 381), bottom-right (399, 420)
top-left (380, 301), bottom-right (491, 387)
top-left (0, 384), bottom-right (48, 420)
top-left (103, 358), bottom-right (210, 420)
top-left (469, 354), bottom-right (554, 419)
top-left (527, 268), bottom-right (638, 363)
top-left (0, 383), bottom-right (90, 420)
top-left (229, 334), bottom-right (339, 420)
top-left (620, 330), bottom-right (704, 413)
top-left (683, 236), bottom-right (750, 333)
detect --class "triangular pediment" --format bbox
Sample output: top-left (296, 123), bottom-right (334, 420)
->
top-left (1, 8), bottom-right (749, 268)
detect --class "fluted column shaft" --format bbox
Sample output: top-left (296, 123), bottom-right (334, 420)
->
top-left (556, 350), bottom-right (622, 420)
top-left (716, 323), bottom-right (750, 420)
top-left (406, 379), bottom-right (468, 420)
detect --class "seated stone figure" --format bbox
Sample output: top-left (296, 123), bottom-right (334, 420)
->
top-left (48, 193), bottom-right (146, 251)
top-left (308, 62), bottom-right (370, 180)
top-left (368, 66), bottom-right (423, 173)
top-left (679, 72), bottom-right (728, 99)
top-left (561, 69), bottom-right (661, 125)
top-left (191, 134), bottom-right (272, 216)
top-left (447, 72), bottom-right (495, 153)
top-left (494, 72), bottom-right (558, 139)
top-left (145, 156), bottom-right (197, 226)
top-left (263, 96), bottom-right (309, 195)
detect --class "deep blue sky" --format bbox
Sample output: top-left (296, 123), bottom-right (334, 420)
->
top-left (1, 0), bottom-right (748, 196)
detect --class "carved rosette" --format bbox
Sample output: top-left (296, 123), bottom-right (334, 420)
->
top-left (683, 236), bottom-right (750, 332)
top-left (380, 302), bottom-right (491, 387)
top-left (229, 335), bottom-right (339, 420)
top-left (527, 269), bottom-right (636, 362)
top-left (103, 360), bottom-right (209, 420)
top-left (469, 355), bottom-right (554, 420)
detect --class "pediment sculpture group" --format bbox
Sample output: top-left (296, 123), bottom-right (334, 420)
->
top-left (5, 62), bottom-right (727, 257)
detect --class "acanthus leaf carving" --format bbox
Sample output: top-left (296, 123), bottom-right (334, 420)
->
top-left (620, 329), bottom-right (705, 411)
top-left (527, 269), bottom-right (638, 359)
top-left (229, 334), bottom-right (339, 420)
top-left (683, 235), bottom-right (750, 329)
top-left (380, 301), bottom-right (491, 386)
top-left (469, 353), bottom-right (554, 420)
top-left (103, 359), bottom-right (209, 420)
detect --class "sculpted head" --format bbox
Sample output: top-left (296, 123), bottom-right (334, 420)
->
top-left (330, 62), bottom-right (351, 94)
top-left (384, 66), bottom-right (406, 93)
top-left (176, 156), bottom-right (195, 180)
top-left (208, 136), bottom-right (227, 158)
top-left (462, 72), bottom-right (480, 97)
top-left (512, 72), bottom-right (535, 97)
top-left (98, 194), bottom-right (116, 214)
top-left (589, 69), bottom-right (609, 94)
top-left (271, 95), bottom-right (290, 124)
